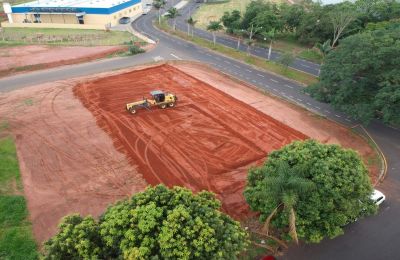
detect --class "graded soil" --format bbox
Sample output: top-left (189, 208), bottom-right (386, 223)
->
top-left (173, 62), bottom-right (379, 183)
top-left (0, 77), bottom-right (147, 243)
top-left (74, 64), bottom-right (308, 219)
top-left (0, 61), bottom-right (379, 243)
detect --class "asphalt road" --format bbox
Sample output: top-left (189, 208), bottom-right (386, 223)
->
top-left (1, 7), bottom-right (399, 260)
top-left (170, 1), bottom-right (321, 76)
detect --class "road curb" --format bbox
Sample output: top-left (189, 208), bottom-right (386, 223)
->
top-left (353, 125), bottom-right (388, 186)
top-left (128, 24), bottom-right (156, 44)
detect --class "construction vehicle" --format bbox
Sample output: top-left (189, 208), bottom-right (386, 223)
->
top-left (126, 90), bottom-right (178, 114)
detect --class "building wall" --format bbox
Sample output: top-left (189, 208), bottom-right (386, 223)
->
top-left (5, 2), bottom-right (142, 28)
top-left (1, 21), bottom-right (106, 30)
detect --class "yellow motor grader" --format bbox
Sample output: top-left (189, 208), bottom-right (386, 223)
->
top-left (126, 90), bottom-right (178, 114)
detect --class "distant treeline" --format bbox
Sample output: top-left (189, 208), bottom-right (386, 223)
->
top-left (220, 0), bottom-right (400, 46)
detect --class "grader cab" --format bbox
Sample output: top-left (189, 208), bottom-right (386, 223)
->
top-left (126, 90), bottom-right (178, 114)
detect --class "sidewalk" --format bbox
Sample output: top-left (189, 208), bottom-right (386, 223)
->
top-left (111, 13), bottom-right (156, 44)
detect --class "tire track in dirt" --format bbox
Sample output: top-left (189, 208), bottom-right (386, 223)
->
top-left (49, 85), bottom-right (136, 196)
top-left (74, 64), bottom-right (308, 219)
top-left (0, 82), bottom-right (147, 242)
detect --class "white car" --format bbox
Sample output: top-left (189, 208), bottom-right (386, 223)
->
top-left (142, 7), bottom-right (151, 15)
top-left (371, 189), bottom-right (385, 205)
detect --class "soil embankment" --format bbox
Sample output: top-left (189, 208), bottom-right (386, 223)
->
top-left (0, 45), bottom-right (127, 78)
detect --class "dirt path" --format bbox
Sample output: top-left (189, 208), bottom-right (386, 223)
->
top-left (0, 45), bottom-right (127, 78)
top-left (74, 64), bottom-right (308, 219)
top-left (0, 78), bottom-right (147, 243)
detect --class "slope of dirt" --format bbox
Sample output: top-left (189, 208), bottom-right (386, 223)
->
top-left (74, 64), bottom-right (308, 219)
top-left (0, 45), bottom-right (127, 78)
top-left (0, 79), bottom-right (147, 243)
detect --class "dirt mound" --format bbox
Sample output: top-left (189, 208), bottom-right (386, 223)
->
top-left (74, 64), bottom-right (307, 218)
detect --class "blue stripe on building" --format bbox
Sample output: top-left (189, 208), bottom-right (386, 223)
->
top-left (11, 0), bottom-right (141, 14)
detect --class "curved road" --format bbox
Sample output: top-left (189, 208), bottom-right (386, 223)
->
top-left (171, 1), bottom-right (321, 76)
top-left (0, 7), bottom-right (399, 260)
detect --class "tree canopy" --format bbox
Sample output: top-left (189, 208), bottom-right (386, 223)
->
top-left (244, 139), bottom-right (377, 243)
top-left (44, 185), bottom-right (249, 259)
top-left (217, 0), bottom-right (400, 47)
top-left (308, 23), bottom-right (400, 125)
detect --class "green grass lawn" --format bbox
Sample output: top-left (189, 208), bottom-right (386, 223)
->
top-left (0, 132), bottom-right (39, 259)
top-left (256, 35), bottom-right (323, 63)
top-left (192, 0), bottom-right (252, 29)
top-left (0, 27), bottom-right (140, 46)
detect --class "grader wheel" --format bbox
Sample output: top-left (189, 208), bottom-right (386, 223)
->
top-left (129, 107), bottom-right (137, 114)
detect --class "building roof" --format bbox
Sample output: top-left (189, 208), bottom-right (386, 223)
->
top-left (11, 0), bottom-right (141, 15)
top-left (14, 0), bottom-right (134, 8)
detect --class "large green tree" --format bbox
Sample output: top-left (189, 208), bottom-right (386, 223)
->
top-left (308, 24), bottom-right (400, 124)
top-left (221, 10), bottom-right (242, 34)
top-left (244, 140), bottom-right (377, 243)
top-left (44, 185), bottom-right (249, 259)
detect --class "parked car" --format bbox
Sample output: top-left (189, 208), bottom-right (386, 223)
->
top-left (119, 17), bottom-right (131, 24)
top-left (371, 189), bottom-right (385, 205)
top-left (142, 7), bottom-right (151, 15)
top-left (344, 189), bottom-right (386, 225)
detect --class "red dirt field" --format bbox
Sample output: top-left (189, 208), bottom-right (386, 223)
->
top-left (0, 62), bottom-right (379, 243)
top-left (0, 45), bottom-right (127, 78)
top-left (0, 77), bottom-right (147, 243)
top-left (74, 64), bottom-right (308, 218)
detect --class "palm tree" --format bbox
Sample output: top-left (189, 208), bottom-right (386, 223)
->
top-left (316, 39), bottom-right (332, 59)
top-left (233, 29), bottom-right (246, 50)
top-left (186, 16), bottom-right (198, 38)
top-left (260, 162), bottom-right (315, 244)
top-left (165, 7), bottom-right (180, 31)
top-left (244, 38), bottom-right (255, 56)
top-left (315, 39), bottom-right (332, 76)
top-left (261, 28), bottom-right (276, 60)
top-left (153, 0), bottom-right (166, 25)
top-left (207, 21), bottom-right (223, 45)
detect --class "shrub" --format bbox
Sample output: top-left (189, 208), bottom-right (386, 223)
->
top-left (129, 45), bottom-right (145, 55)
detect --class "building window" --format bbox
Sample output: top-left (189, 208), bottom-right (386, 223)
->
top-left (114, 15), bottom-right (116, 19)
top-left (33, 13), bottom-right (41, 23)
top-left (77, 15), bottom-right (84, 24)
